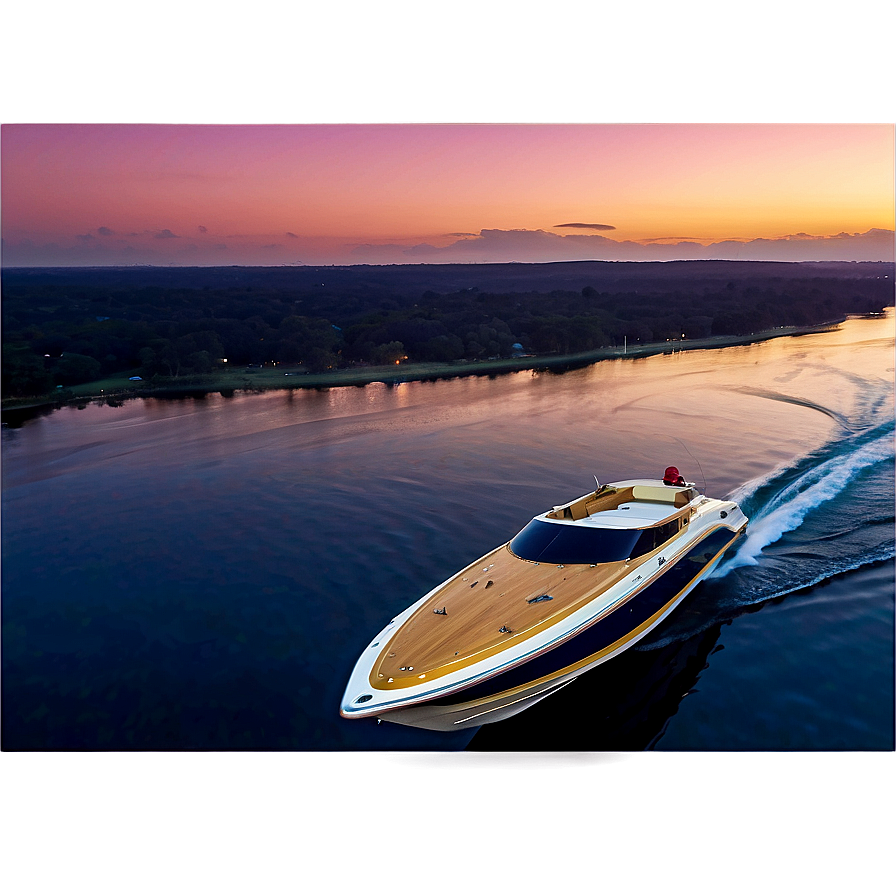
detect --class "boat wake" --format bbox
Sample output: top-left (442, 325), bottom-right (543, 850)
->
top-left (713, 420), bottom-right (895, 576)
top-left (637, 411), bottom-right (894, 651)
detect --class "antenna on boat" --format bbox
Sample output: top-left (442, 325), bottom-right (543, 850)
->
top-left (672, 436), bottom-right (707, 493)
top-left (593, 474), bottom-right (601, 491)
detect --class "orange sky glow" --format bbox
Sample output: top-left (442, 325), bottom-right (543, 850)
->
top-left (2, 123), bottom-right (893, 266)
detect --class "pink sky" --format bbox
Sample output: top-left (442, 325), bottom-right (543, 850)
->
top-left (2, 123), bottom-right (893, 266)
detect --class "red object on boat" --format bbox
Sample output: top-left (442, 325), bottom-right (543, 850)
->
top-left (663, 466), bottom-right (685, 486)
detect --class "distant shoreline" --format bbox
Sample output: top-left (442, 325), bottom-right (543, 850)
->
top-left (3, 318), bottom-right (862, 417)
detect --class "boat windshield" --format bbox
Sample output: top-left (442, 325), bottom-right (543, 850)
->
top-left (509, 519), bottom-right (643, 565)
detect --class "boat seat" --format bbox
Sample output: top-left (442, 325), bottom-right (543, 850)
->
top-left (631, 485), bottom-right (698, 508)
top-left (631, 485), bottom-right (681, 504)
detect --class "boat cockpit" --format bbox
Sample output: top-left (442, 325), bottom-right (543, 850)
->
top-left (545, 482), bottom-right (699, 522)
top-left (512, 481), bottom-right (702, 565)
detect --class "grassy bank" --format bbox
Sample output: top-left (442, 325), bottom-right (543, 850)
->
top-left (1, 321), bottom-right (840, 413)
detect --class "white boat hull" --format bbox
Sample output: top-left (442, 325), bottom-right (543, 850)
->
top-left (340, 480), bottom-right (747, 731)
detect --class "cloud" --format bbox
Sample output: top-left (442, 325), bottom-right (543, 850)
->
top-left (4, 233), bottom-right (241, 266)
top-left (348, 243), bottom-right (412, 262)
top-left (344, 227), bottom-right (895, 265)
top-left (398, 228), bottom-right (621, 262)
top-left (6, 224), bottom-right (892, 267)
top-left (637, 236), bottom-right (705, 243)
top-left (554, 222), bottom-right (616, 231)
top-left (198, 225), bottom-right (208, 233)
top-left (403, 243), bottom-right (441, 256)
top-left (444, 232), bottom-right (478, 237)
top-left (286, 232), bottom-right (298, 238)
top-left (698, 229), bottom-right (895, 261)
top-left (97, 226), bottom-right (115, 236)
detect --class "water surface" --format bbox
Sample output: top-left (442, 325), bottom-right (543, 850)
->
top-left (3, 313), bottom-right (893, 750)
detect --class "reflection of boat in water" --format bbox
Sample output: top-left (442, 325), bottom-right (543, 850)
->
top-left (340, 469), bottom-right (748, 731)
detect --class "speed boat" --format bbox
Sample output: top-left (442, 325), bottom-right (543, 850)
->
top-left (340, 468), bottom-right (747, 731)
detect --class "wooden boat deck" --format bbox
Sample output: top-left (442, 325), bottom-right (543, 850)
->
top-left (371, 546), bottom-right (630, 689)
top-left (370, 483), bottom-right (698, 691)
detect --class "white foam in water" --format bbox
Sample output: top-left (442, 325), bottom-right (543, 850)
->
top-left (726, 457), bottom-right (801, 506)
top-left (713, 429), bottom-right (895, 576)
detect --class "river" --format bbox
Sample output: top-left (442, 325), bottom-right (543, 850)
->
top-left (2, 312), bottom-right (893, 750)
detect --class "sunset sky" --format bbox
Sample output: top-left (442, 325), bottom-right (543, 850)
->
top-left (2, 2), bottom-right (894, 270)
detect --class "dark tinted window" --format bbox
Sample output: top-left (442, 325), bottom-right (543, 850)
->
top-left (631, 518), bottom-right (681, 558)
top-left (509, 519), bottom-right (642, 564)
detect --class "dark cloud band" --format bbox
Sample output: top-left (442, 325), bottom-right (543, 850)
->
top-left (554, 222), bottom-right (616, 231)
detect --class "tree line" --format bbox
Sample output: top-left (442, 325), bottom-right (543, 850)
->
top-left (2, 261), bottom-right (892, 398)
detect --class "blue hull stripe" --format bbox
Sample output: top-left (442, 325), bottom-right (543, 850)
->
top-left (430, 527), bottom-right (736, 706)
